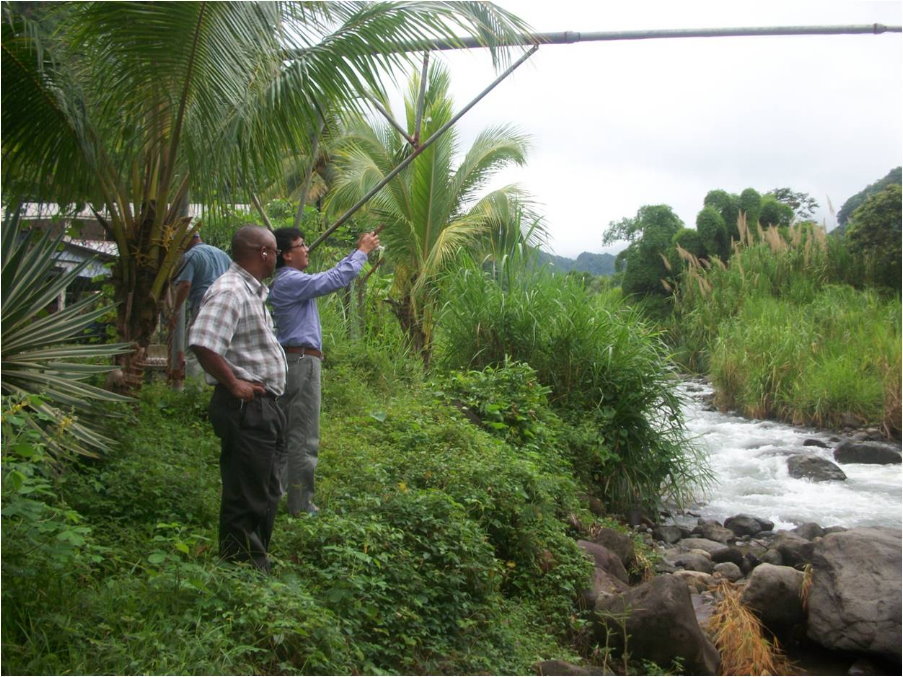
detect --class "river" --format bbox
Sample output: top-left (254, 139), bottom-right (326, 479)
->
top-left (675, 380), bottom-right (902, 531)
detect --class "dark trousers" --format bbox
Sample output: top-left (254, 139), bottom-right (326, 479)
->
top-left (209, 385), bottom-right (286, 571)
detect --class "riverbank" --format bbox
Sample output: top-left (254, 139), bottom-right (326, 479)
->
top-left (542, 514), bottom-right (902, 676)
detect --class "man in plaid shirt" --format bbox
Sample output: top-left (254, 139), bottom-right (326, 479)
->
top-left (190, 225), bottom-right (288, 573)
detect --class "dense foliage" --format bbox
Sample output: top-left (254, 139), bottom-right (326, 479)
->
top-left (669, 220), bottom-right (901, 436)
top-left (844, 183), bottom-right (902, 290)
top-left (437, 259), bottom-right (710, 515)
top-left (1, 0), bottom-right (528, 386)
top-left (836, 165), bottom-right (901, 230)
top-left (2, 361), bottom-right (601, 675)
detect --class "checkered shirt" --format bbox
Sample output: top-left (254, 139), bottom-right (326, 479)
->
top-left (189, 262), bottom-right (287, 396)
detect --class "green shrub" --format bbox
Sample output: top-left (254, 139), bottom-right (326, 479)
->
top-left (436, 264), bottom-right (708, 515)
top-left (315, 391), bottom-right (591, 613)
top-left (433, 359), bottom-right (559, 447)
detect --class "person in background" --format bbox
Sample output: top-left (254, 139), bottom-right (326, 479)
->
top-left (170, 231), bottom-right (231, 381)
top-left (189, 225), bottom-right (288, 573)
top-left (268, 226), bottom-right (380, 517)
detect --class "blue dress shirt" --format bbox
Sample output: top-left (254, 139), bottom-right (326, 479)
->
top-left (268, 250), bottom-right (368, 350)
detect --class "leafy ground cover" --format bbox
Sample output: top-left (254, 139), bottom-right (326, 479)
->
top-left (3, 363), bottom-right (600, 674)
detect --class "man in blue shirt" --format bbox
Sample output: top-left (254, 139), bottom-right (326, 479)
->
top-left (269, 227), bottom-right (380, 516)
top-left (173, 232), bottom-right (232, 320)
top-left (171, 232), bottom-right (231, 380)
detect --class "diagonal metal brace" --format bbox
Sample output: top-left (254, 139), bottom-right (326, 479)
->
top-left (308, 44), bottom-right (540, 252)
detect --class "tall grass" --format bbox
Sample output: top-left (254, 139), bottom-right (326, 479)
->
top-left (436, 261), bottom-right (710, 516)
top-left (670, 219), bottom-right (900, 435)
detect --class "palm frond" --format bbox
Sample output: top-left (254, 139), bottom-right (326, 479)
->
top-left (1, 210), bottom-right (132, 459)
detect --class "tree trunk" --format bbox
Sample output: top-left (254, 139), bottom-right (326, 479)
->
top-left (387, 294), bottom-right (431, 369)
top-left (112, 267), bottom-right (161, 393)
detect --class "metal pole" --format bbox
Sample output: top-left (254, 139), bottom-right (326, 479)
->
top-left (307, 44), bottom-right (540, 252)
top-left (399, 24), bottom-right (901, 51)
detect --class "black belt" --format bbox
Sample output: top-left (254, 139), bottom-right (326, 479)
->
top-left (283, 345), bottom-right (323, 359)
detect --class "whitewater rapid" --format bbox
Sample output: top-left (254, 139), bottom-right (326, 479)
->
top-left (676, 380), bottom-right (902, 531)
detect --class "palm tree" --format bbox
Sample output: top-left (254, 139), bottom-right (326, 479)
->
top-left (329, 62), bottom-right (541, 366)
top-left (1, 1), bottom-right (529, 389)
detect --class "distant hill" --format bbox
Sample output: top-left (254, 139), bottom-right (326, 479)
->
top-left (835, 166), bottom-right (902, 235)
top-left (537, 250), bottom-right (617, 276)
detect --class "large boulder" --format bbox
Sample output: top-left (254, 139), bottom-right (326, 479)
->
top-left (787, 454), bottom-right (847, 482)
top-left (740, 563), bottom-right (806, 638)
top-left (594, 575), bottom-right (720, 675)
top-left (806, 527), bottom-right (902, 662)
top-left (724, 513), bottom-right (773, 537)
top-left (834, 441), bottom-right (902, 465)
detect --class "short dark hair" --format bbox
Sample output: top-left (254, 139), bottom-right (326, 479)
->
top-left (273, 227), bottom-right (304, 268)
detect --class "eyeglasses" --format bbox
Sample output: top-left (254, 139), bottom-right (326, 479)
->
top-left (260, 246), bottom-right (281, 256)
top-left (283, 243), bottom-right (307, 251)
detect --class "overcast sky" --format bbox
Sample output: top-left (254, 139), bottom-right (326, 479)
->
top-left (408, 0), bottom-right (903, 258)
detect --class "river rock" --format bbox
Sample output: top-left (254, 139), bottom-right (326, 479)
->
top-left (791, 522), bottom-right (824, 540)
top-left (594, 575), bottom-right (721, 675)
top-left (677, 537), bottom-right (729, 556)
top-left (724, 513), bottom-right (773, 537)
top-left (803, 438), bottom-right (829, 448)
top-left (652, 524), bottom-right (688, 544)
top-left (806, 527), bottom-right (902, 661)
top-left (691, 590), bottom-right (719, 630)
top-left (771, 531), bottom-right (816, 569)
top-left (759, 548), bottom-right (784, 565)
top-left (579, 564), bottom-right (630, 609)
top-left (692, 520), bottom-right (735, 544)
top-left (665, 549), bottom-right (715, 574)
top-left (673, 569), bottom-right (715, 592)
top-left (710, 545), bottom-right (745, 567)
top-left (787, 454), bottom-right (847, 482)
top-left (577, 540), bottom-right (629, 584)
top-left (712, 561), bottom-right (743, 582)
top-left (589, 527), bottom-right (636, 572)
top-left (834, 440), bottom-right (902, 465)
top-left (740, 563), bottom-right (806, 638)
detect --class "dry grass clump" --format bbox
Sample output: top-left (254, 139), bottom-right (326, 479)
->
top-left (800, 564), bottom-right (813, 612)
top-left (706, 582), bottom-right (796, 675)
